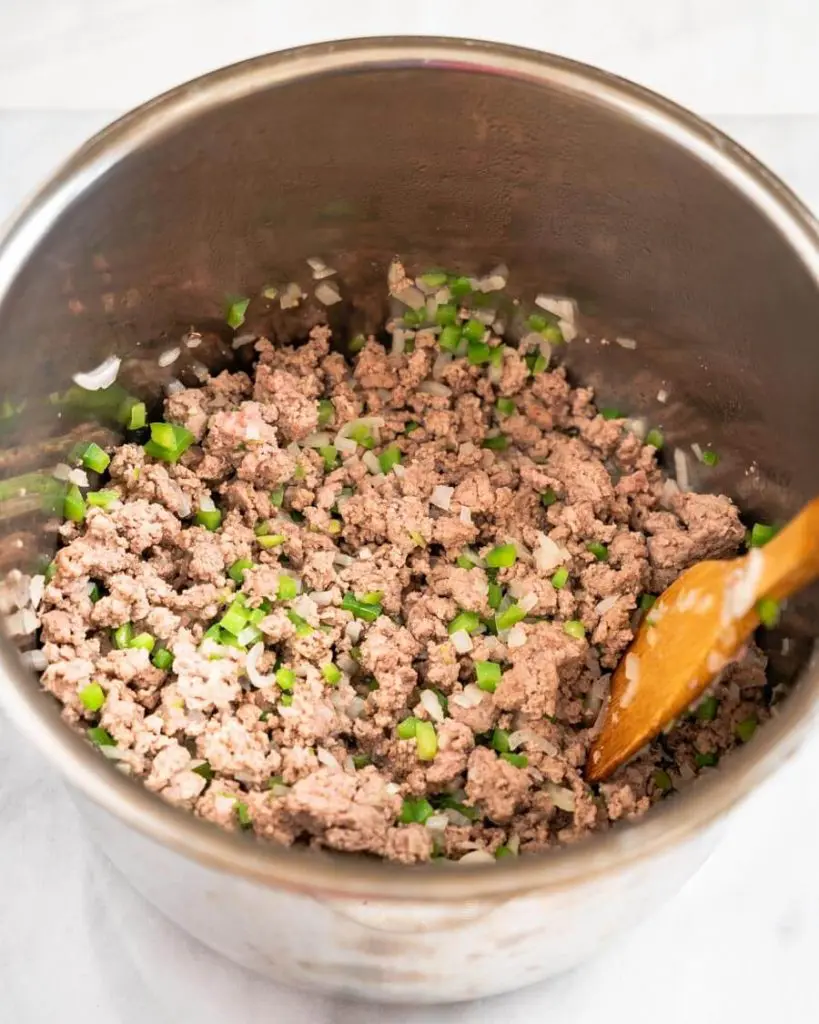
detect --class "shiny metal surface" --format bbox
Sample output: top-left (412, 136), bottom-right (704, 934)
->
top-left (1, 38), bottom-right (819, 1002)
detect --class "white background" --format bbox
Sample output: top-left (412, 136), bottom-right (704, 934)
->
top-left (1, 2), bottom-right (819, 1021)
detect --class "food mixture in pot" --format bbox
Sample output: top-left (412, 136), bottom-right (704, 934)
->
top-left (33, 262), bottom-right (774, 863)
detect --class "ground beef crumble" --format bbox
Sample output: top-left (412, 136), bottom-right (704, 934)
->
top-left (33, 261), bottom-right (774, 863)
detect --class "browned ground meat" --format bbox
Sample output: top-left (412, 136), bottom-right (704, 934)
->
top-left (35, 261), bottom-right (772, 863)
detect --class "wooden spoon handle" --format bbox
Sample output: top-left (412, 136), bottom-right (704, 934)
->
top-left (753, 496), bottom-right (819, 602)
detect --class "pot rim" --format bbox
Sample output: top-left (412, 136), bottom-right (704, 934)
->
top-left (1, 36), bottom-right (818, 902)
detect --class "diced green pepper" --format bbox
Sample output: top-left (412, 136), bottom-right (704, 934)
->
top-left (448, 610), bottom-right (482, 635)
top-left (317, 398), bottom-right (335, 428)
top-left (79, 683), bottom-right (105, 712)
top-left (195, 507), bottom-right (222, 531)
top-left (226, 296), bottom-right (250, 329)
top-left (696, 695), bottom-right (718, 721)
top-left (229, 558), bottom-right (254, 583)
top-left (88, 726), bottom-right (116, 747)
top-left (495, 603), bottom-right (525, 631)
top-left (257, 533), bottom-right (286, 549)
top-left (396, 717), bottom-right (419, 740)
top-left (756, 596), bottom-right (780, 628)
top-left (491, 728), bottom-right (511, 753)
top-left (749, 522), bottom-right (777, 548)
top-left (378, 444), bottom-right (402, 474)
top-left (151, 647), bottom-right (174, 670)
top-left (277, 575), bottom-right (298, 601)
top-left (563, 620), bottom-right (586, 640)
top-left (551, 566), bottom-right (569, 589)
top-left (87, 489), bottom-right (118, 509)
top-left (341, 592), bottom-right (382, 622)
top-left (128, 632), bottom-right (155, 652)
top-left (475, 661), bottom-right (501, 693)
top-left (486, 543), bottom-right (517, 568)
top-left (414, 720), bottom-right (438, 761)
top-left (501, 752), bottom-right (528, 768)
top-left (63, 484), bottom-right (86, 523)
top-left (496, 397), bottom-right (516, 417)
top-left (439, 324), bottom-right (462, 352)
top-left (321, 662), bottom-right (342, 685)
top-left (113, 622), bottom-right (133, 649)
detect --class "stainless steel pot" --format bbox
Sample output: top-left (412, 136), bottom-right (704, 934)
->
top-left (1, 38), bottom-right (819, 1004)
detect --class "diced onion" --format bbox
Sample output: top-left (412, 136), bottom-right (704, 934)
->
top-left (28, 575), bottom-right (45, 610)
top-left (22, 648), bottom-right (48, 671)
top-left (691, 442), bottom-right (703, 462)
top-left (362, 451), bottom-right (381, 474)
top-left (245, 643), bottom-right (276, 688)
top-left (615, 336), bottom-right (637, 350)
top-left (338, 652), bottom-right (359, 675)
top-left (395, 285), bottom-right (426, 310)
top-left (307, 257), bottom-right (337, 280)
top-left (459, 506), bottom-right (473, 525)
top-left (674, 448), bottom-right (690, 491)
top-left (432, 353), bottom-right (453, 379)
top-left (390, 329), bottom-right (407, 356)
top-left (214, 794), bottom-right (236, 815)
top-left (451, 683), bottom-right (484, 708)
top-left (68, 468), bottom-right (89, 488)
top-left (533, 532), bottom-right (566, 572)
top-left (657, 388), bottom-right (668, 403)
top-left (508, 728), bottom-right (558, 756)
top-left (280, 282), bottom-right (304, 309)
top-left (444, 808), bottom-right (473, 827)
top-left (158, 346), bottom-right (181, 367)
top-left (425, 813), bottom-right (449, 832)
top-left (316, 748), bottom-right (342, 770)
top-left (302, 432), bottom-right (333, 449)
top-left (418, 381), bottom-right (452, 398)
top-left (507, 625), bottom-right (527, 648)
top-left (164, 378), bottom-right (185, 396)
top-left (335, 436), bottom-right (357, 454)
top-left (232, 333), bottom-right (257, 350)
top-left (559, 319), bottom-right (577, 342)
top-left (458, 850), bottom-right (495, 865)
top-left (518, 592), bottom-right (538, 614)
top-left (546, 783), bottom-right (576, 812)
top-left (346, 696), bottom-right (366, 719)
top-left (661, 477), bottom-right (680, 505)
top-left (72, 354), bottom-right (121, 391)
top-left (5, 608), bottom-right (37, 636)
top-left (450, 629), bottom-right (473, 654)
top-left (595, 596), bottom-right (618, 616)
top-left (535, 295), bottom-right (576, 324)
top-left (419, 689), bottom-right (445, 723)
top-left (198, 494), bottom-right (216, 512)
top-left (479, 266), bottom-right (508, 292)
top-left (431, 485), bottom-right (454, 511)
top-left (291, 594), bottom-right (319, 624)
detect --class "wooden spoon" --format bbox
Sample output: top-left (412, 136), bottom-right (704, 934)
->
top-left (586, 497), bottom-right (819, 783)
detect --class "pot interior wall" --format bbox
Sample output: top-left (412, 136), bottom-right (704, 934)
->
top-left (1, 50), bottom-right (818, 741)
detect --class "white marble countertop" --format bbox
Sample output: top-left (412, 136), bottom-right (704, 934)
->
top-left (2, 5), bottom-right (819, 1022)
